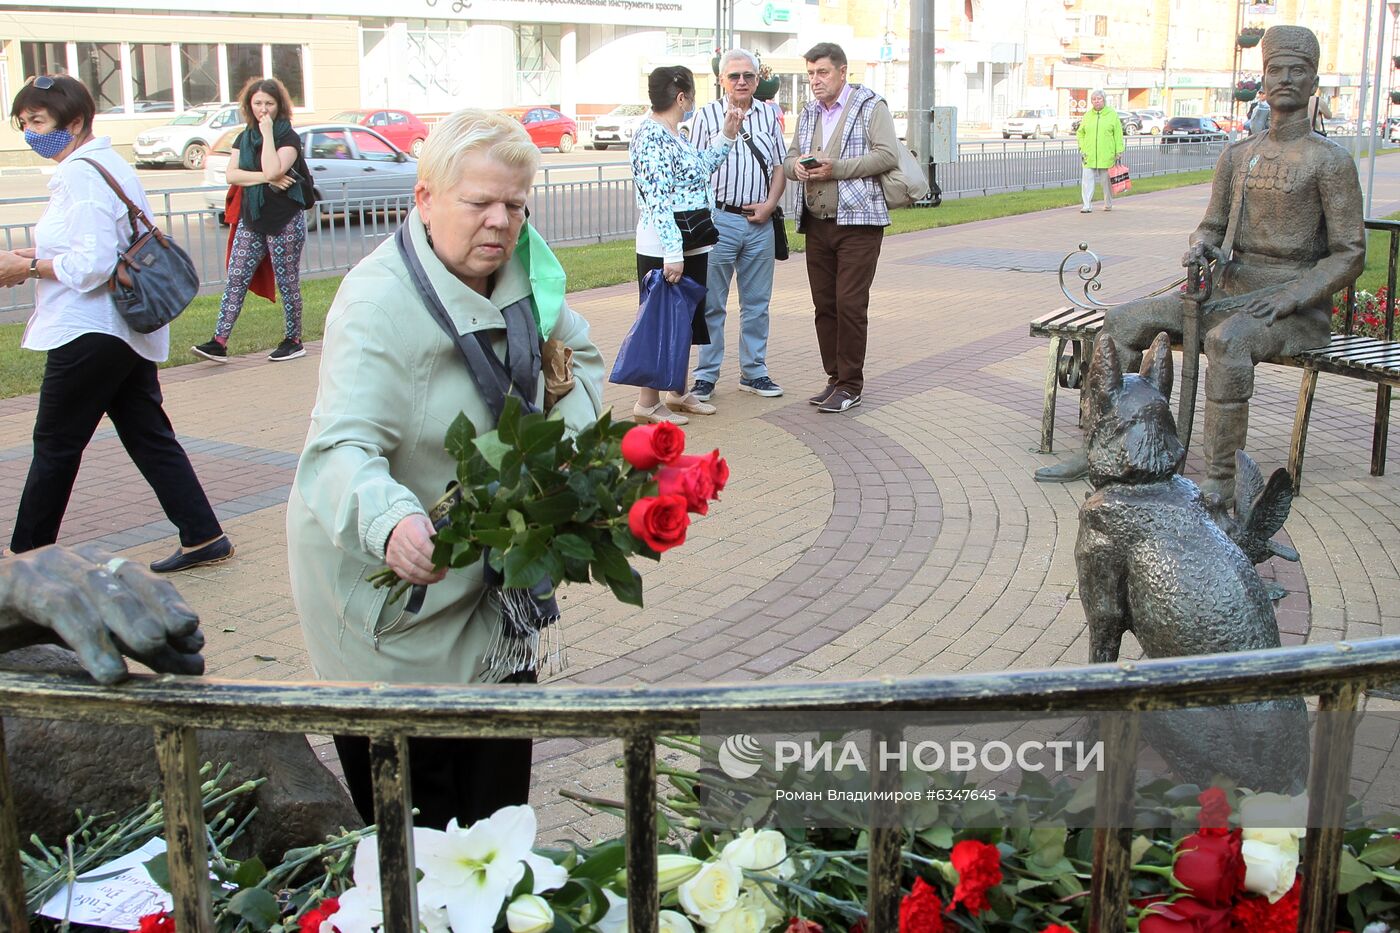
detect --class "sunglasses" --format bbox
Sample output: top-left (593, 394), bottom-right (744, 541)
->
top-left (726, 72), bottom-right (758, 83)
top-left (26, 75), bottom-right (57, 90)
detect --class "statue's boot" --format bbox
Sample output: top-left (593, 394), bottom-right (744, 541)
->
top-left (1199, 399), bottom-right (1249, 507)
top-left (1034, 450), bottom-right (1089, 483)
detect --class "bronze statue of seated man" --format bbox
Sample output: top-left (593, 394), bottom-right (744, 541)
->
top-left (1035, 24), bottom-right (1365, 502)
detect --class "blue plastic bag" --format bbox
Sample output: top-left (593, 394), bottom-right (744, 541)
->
top-left (608, 270), bottom-right (704, 392)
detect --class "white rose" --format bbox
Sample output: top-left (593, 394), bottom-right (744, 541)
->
top-left (506, 894), bottom-right (554, 933)
top-left (1243, 826), bottom-right (1302, 850)
top-left (678, 859), bottom-right (743, 925)
top-left (706, 896), bottom-right (769, 933)
top-left (659, 909), bottom-right (698, 933)
top-left (750, 830), bottom-right (791, 876)
top-left (1239, 792), bottom-right (1308, 840)
top-left (742, 882), bottom-right (784, 925)
top-left (1361, 922), bottom-right (1393, 933)
top-left (657, 854), bottom-right (703, 893)
top-left (1241, 838), bottom-right (1299, 903)
top-left (720, 829), bottom-right (760, 870)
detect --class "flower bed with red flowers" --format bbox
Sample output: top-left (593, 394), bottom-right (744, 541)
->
top-left (1331, 287), bottom-right (1396, 340)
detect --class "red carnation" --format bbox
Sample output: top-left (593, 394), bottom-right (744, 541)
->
top-left (656, 463), bottom-right (716, 514)
top-left (949, 839), bottom-right (1002, 915)
top-left (620, 422), bottom-right (685, 470)
top-left (1172, 830), bottom-right (1244, 907)
top-left (134, 914), bottom-right (176, 933)
top-left (1230, 879), bottom-right (1300, 933)
top-left (1197, 787), bottom-right (1231, 836)
top-left (674, 450), bottom-right (729, 495)
top-left (787, 920), bottom-right (824, 933)
top-left (628, 495), bottom-right (690, 552)
top-left (299, 898), bottom-right (341, 933)
top-left (898, 877), bottom-right (945, 933)
top-left (1139, 897), bottom-right (1232, 933)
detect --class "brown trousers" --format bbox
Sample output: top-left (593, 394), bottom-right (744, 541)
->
top-left (802, 213), bottom-right (885, 395)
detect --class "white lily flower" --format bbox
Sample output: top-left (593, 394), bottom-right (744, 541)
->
top-left (416, 806), bottom-right (538, 933)
top-left (657, 854), bottom-right (703, 892)
top-left (523, 851), bottom-right (569, 893)
top-left (596, 888), bottom-right (628, 933)
top-left (327, 885), bottom-right (381, 933)
top-left (506, 893), bottom-right (554, 933)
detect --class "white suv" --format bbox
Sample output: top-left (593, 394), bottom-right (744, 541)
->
top-left (133, 104), bottom-right (242, 170)
top-left (588, 104), bottom-right (649, 150)
top-left (1001, 107), bottom-right (1065, 139)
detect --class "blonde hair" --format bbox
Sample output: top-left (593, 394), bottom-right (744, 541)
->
top-left (417, 108), bottom-right (539, 193)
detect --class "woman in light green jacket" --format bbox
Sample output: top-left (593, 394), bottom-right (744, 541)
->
top-left (1076, 90), bottom-right (1125, 212)
top-left (286, 110), bottom-right (605, 829)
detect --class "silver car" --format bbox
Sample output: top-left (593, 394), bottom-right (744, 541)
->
top-left (203, 122), bottom-right (417, 226)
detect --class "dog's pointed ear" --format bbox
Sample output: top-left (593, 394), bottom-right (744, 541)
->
top-left (1089, 334), bottom-right (1123, 413)
top-left (1139, 331), bottom-right (1174, 399)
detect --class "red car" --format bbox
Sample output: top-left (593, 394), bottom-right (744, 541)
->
top-left (503, 107), bottom-right (579, 152)
top-left (330, 109), bottom-right (430, 157)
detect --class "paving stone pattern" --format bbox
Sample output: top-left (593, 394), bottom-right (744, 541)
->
top-left (3, 169), bottom-right (1399, 845)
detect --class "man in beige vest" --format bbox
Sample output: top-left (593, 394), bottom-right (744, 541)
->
top-left (783, 42), bottom-right (898, 414)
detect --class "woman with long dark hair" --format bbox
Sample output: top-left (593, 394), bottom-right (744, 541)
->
top-left (0, 75), bottom-right (231, 571)
top-left (628, 66), bottom-right (741, 423)
top-left (193, 76), bottom-right (310, 363)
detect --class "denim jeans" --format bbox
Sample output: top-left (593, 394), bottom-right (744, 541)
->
top-left (694, 208), bottom-right (776, 383)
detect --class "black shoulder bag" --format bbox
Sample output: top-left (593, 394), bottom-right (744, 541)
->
top-left (740, 129), bottom-right (790, 261)
top-left (393, 224), bottom-right (563, 677)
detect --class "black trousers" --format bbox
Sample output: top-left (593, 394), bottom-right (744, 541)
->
top-left (332, 671), bottom-right (537, 830)
top-left (10, 333), bottom-right (223, 552)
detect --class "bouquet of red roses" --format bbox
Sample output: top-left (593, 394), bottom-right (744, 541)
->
top-left (369, 401), bottom-right (727, 607)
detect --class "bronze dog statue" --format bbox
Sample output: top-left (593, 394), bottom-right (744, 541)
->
top-left (1075, 332), bottom-right (1308, 792)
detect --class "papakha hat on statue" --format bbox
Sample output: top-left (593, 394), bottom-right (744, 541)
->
top-left (1261, 25), bottom-right (1320, 68)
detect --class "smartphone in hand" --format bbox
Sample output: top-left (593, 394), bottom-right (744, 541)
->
top-left (799, 156), bottom-right (820, 169)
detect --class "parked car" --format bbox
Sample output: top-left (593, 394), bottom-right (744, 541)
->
top-left (203, 122), bottom-right (417, 227)
top-left (1134, 109), bottom-right (1167, 135)
top-left (329, 109), bottom-right (430, 158)
top-left (133, 103), bottom-right (241, 170)
top-left (1070, 111), bottom-right (1141, 136)
top-left (589, 104), bottom-right (649, 150)
top-left (503, 106), bottom-right (578, 152)
top-left (1159, 116), bottom-right (1226, 143)
top-left (1208, 113), bottom-right (1246, 134)
top-left (1002, 107), bottom-right (1065, 139)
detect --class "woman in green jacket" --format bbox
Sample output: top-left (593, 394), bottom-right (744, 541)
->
top-left (286, 110), bottom-right (606, 830)
top-left (1076, 90), bottom-right (1124, 212)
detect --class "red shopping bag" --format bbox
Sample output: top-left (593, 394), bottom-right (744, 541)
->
top-left (1109, 162), bottom-right (1132, 195)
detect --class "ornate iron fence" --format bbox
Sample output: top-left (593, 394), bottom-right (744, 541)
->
top-left (3, 636), bottom-right (1400, 932)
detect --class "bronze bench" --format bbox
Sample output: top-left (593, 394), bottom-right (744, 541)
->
top-left (1030, 221), bottom-right (1400, 490)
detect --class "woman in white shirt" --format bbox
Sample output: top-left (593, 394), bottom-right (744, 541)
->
top-left (0, 75), bottom-right (232, 572)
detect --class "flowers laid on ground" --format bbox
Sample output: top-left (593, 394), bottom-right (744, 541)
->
top-left (1332, 287), bottom-right (1394, 339)
top-left (368, 403), bottom-right (727, 607)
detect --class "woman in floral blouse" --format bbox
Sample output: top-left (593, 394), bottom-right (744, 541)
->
top-left (629, 66), bottom-right (741, 424)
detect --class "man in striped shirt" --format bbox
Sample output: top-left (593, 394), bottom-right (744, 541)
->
top-left (688, 48), bottom-right (788, 402)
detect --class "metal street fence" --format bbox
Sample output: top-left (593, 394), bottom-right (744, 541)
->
top-left (0, 135), bottom-right (1326, 317)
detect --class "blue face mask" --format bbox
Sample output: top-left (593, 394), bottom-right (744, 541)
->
top-left (24, 127), bottom-right (74, 159)
top-left (682, 107), bottom-right (695, 122)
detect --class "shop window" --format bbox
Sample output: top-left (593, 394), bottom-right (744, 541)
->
top-left (129, 43), bottom-right (174, 112)
top-left (228, 43), bottom-right (263, 98)
top-left (181, 44), bottom-right (219, 106)
top-left (271, 44), bottom-right (305, 107)
top-left (76, 42), bottom-right (122, 112)
top-left (20, 42), bottom-right (67, 80)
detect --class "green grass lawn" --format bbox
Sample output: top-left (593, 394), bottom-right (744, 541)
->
top-left (0, 166), bottom-right (1264, 400)
top-left (1353, 213), bottom-right (1400, 294)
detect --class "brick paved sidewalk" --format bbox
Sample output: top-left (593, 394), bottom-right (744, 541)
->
top-left (3, 167), bottom-right (1399, 843)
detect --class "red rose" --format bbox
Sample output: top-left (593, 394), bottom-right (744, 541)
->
top-left (1172, 830), bottom-right (1244, 907)
top-left (1040, 926), bottom-right (1076, 933)
top-left (898, 877), bottom-right (945, 933)
top-left (1230, 879), bottom-right (1300, 933)
top-left (674, 450), bottom-right (729, 495)
top-left (656, 463), bottom-right (716, 514)
top-left (849, 921), bottom-right (868, 933)
top-left (621, 422), bottom-right (686, 470)
top-left (135, 914), bottom-right (176, 933)
top-left (949, 839), bottom-right (1002, 915)
top-left (299, 898), bottom-right (341, 933)
top-left (787, 921), bottom-right (824, 933)
top-left (1197, 787), bottom-right (1231, 836)
top-left (628, 495), bottom-right (689, 552)
top-left (1139, 898), bottom-right (1232, 933)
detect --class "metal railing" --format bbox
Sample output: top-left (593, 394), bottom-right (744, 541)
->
top-left (0, 137), bottom-right (1292, 317)
top-left (2, 636), bottom-right (1399, 932)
